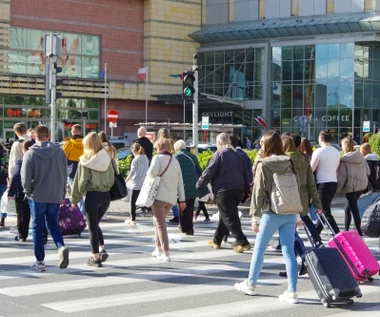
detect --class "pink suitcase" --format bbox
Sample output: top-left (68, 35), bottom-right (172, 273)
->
top-left (58, 199), bottom-right (86, 236)
top-left (318, 213), bottom-right (380, 281)
top-left (328, 231), bottom-right (380, 282)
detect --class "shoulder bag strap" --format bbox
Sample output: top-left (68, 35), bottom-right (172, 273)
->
top-left (159, 156), bottom-right (173, 177)
top-left (182, 153), bottom-right (195, 167)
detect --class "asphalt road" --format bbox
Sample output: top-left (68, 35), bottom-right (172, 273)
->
top-left (0, 199), bottom-right (379, 317)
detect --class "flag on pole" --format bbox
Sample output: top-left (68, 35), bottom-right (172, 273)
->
top-left (138, 67), bottom-right (147, 80)
top-left (169, 73), bottom-right (184, 80)
top-left (254, 116), bottom-right (268, 129)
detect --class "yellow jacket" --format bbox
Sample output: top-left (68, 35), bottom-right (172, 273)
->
top-left (63, 136), bottom-right (84, 162)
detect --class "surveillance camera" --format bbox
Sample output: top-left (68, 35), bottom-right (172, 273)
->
top-left (193, 53), bottom-right (199, 59)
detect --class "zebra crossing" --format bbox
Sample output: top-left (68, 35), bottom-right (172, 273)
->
top-left (0, 215), bottom-right (379, 317)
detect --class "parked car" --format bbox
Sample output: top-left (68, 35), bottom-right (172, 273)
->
top-left (186, 143), bottom-right (217, 154)
top-left (109, 138), bottom-right (130, 150)
top-left (116, 147), bottom-right (132, 160)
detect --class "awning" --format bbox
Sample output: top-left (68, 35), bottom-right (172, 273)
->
top-left (190, 15), bottom-right (380, 44)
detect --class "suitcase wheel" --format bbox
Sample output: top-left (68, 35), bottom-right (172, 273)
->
top-left (321, 299), bottom-right (331, 308)
top-left (346, 299), bottom-right (354, 305)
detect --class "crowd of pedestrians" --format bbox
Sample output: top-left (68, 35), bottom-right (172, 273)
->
top-left (3, 122), bottom-right (377, 305)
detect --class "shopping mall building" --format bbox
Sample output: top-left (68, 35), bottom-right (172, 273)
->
top-left (192, 0), bottom-right (380, 143)
top-left (0, 0), bottom-right (199, 141)
top-left (2, 0), bottom-right (380, 143)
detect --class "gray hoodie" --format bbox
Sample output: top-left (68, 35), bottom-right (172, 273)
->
top-left (21, 142), bottom-right (68, 203)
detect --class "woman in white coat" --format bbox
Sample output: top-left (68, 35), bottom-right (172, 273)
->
top-left (148, 138), bottom-right (186, 262)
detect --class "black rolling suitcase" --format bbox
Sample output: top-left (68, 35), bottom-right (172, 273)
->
top-left (303, 224), bottom-right (362, 308)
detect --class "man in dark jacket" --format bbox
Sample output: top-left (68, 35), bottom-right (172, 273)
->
top-left (21, 125), bottom-right (69, 272)
top-left (197, 133), bottom-right (251, 253)
top-left (134, 127), bottom-right (153, 162)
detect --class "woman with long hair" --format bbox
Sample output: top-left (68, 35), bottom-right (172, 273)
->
top-left (98, 131), bottom-right (116, 159)
top-left (125, 143), bottom-right (149, 225)
top-left (299, 137), bottom-right (313, 160)
top-left (149, 138), bottom-right (186, 262)
top-left (278, 135), bottom-right (323, 278)
top-left (337, 137), bottom-right (370, 235)
top-left (234, 130), bottom-right (299, 304)
top-left (70, 132), bottom-right (114, 267)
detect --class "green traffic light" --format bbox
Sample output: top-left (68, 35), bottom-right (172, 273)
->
top-left (184, 87), bottom-right (193, 97)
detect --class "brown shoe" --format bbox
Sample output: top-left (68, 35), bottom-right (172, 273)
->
top-left (208, 240), bottom-right (221, 249)
top-left (234, 243), bottom-right (252, 253)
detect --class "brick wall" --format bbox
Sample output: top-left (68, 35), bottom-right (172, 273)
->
top-left (10, 0), bottom-right (144, 80)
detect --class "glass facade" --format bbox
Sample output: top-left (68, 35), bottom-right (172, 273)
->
top-left (0, 96), bottom-right (100, 141)
top-left (9, 27), bottom-right (100, 78)
top-left (198, 48), bottom-right (265, 101)
top-left (196, 48), bottom-right (266, 142)
top-left (272, 42), bottom-right (380, 143)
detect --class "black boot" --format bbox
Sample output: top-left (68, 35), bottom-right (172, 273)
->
top-left (169, 216), bottom-right (179, 223)
top-left (0, 217), bottom-right (4, 227)
top-left (299, 261), bottom-right (307, 276)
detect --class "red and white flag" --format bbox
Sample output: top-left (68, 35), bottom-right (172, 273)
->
top-left (255, 116), bottom-right (267, 129)
top-left (138, 67), bottom-right (147, 80)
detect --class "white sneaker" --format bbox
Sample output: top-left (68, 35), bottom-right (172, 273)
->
top-left (125, 219), bottom-right (136, 225)
top-left (30, 261), bottom-right (46, 272)
top-left (279, 290), bottom-right (299, 304)
top-left (234, 280), bottom-right (256, 296)
top-left (58, 246), bottom-right (69, 269)
top-left (157, 254), bottom-right (171, 262)
top-left (151, 248), bottom-right (162, 257)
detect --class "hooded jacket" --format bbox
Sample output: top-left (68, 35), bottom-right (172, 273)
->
top-left (21, 142), bottom-right (67, 203)
top-left (250, 155), bottom-right (298, 218)
top-left (128, 154), bottom-right (149, 190)
top-left (8, 134), bottom-right (32, 181)
top-left (70, 149), bottom-right (115, 204)
top-left (63, 135), bottom-right (84, 178)
top-left (337, 150), bottom-right (370, 194)
top-left (287, 150), bottom-right (322, 216)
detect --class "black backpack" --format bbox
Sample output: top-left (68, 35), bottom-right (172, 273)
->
top-left (367, 160), bottom-right (380, 191)
top-left (361, 198), bottom-right (380, 238)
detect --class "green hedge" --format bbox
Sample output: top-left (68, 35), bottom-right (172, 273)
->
top-left (369, 133), bottom-right (380, 157)
top-left (118, 148), bottom-right (260, 175)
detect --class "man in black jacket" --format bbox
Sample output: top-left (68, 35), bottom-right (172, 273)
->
top-left (134, 127), bottom-right (153, 163)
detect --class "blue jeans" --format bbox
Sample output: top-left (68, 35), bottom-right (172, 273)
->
top-left (309, 203), bottom-right (318, 222)
top-left (248, 212), bottom-right (298, 292)
top-left (68, 177), bottom-right (85, 216)
top-left (28, 199), bottom-right (65, 261)
top-left (172, 205), bottom-right (178, 217)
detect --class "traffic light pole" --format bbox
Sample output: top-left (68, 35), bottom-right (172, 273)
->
top-left (192, 58), bottom-right (198, 155)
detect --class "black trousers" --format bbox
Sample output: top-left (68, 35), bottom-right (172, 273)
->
top-left (301, 214), bottom-right (322, 245)
top-left (214, 189), bottom-right (249, 246)
top-left (316, 182), bottom-right (340, 234)
top-left (85, 191), bottom-right (111, 254)
top-left (179, 198), bottom-right (195, 234)
top-left (130, 190), bottom-right (140, 221)
top-left (15, 196), bottom-right (30, 239)
top-left (195, 201), bottom-right (210, 219)
top-left (344, 191), bottom-right (363, 236)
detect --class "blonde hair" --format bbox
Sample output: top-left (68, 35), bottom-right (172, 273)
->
top-left (82, 132), bottom-right (103, 160)
top-left (360, 143), bottom-right (371, 157)
top-left (132, 142), bottom-right (145, 155)
top-left (216, 133), bottom-right (235, 151)
top-left (157, 128), bottom-right (170, 139)
top-left (341, 136), bottom-right (354, 154)
top-left (154, 138), bottom-right (172, 153)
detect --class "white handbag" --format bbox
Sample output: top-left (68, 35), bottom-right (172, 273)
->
top-left (1, 190), bottom-right (16, 215)
top-left (136, 157), bottom-right (172, 207)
